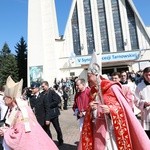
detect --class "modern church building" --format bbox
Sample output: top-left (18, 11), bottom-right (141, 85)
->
top-left (28, 0), bottom-right (150, 85)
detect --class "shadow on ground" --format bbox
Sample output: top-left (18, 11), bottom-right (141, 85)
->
top-left (54, 141), bottom-right (78, 150)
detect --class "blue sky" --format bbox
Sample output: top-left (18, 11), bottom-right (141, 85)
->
top-left (0, 0), bottom-right (149, 53)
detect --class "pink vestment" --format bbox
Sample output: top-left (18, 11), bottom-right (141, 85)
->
top-left (4, 106), bottom-right (58, 150)
top-left (122, 85), bottom-right (134, 109)
top-left (113, 84), bottom-right (150, 149)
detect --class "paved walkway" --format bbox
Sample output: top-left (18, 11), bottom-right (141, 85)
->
top-left (50, 107), bottom-right (80, 150)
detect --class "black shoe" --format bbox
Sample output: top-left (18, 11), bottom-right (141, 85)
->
top-left (58, 141), bottom-right (63, 146)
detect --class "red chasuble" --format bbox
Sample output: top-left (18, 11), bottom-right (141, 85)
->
top-left (101, 80), bottom-right (132, 149)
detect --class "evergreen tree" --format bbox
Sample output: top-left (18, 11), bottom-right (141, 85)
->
top-left (0, 43), bottom-right (19, 86)
top-left (1, 42), bottom-right (11, 56)
top-left (15, 37), bottom-right (28, 88)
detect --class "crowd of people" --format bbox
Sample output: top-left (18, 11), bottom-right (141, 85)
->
top-left (0, 52), bottom-right (150, 149)
top-left (52, 77), bottom-right (78, 110)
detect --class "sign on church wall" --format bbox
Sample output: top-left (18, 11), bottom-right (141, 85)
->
top-left (29, 66), bottom-right (43, 84)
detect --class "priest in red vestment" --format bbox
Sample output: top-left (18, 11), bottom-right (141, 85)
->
top-left (78, 52), bottom-right (150, 150)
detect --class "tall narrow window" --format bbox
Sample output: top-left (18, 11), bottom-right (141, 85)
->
top-left (126, 1), bottom-right (139, 50)
top-left (97, 0), bottom-right (110, 52)
top-left (83, 0), bottom-right (95, 54)
top-left (111, 0), bottom-right (124, 51)
top-left (71, 4), bottom-right (81, 55)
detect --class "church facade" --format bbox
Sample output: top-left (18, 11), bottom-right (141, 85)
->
top-left (28, 0), bottom-right (150, 85)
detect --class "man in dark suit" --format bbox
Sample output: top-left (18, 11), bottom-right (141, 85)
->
top-left (41, 81), bottom-right (64, 146)
top-left (29, 82), bottom-right (51, 137)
